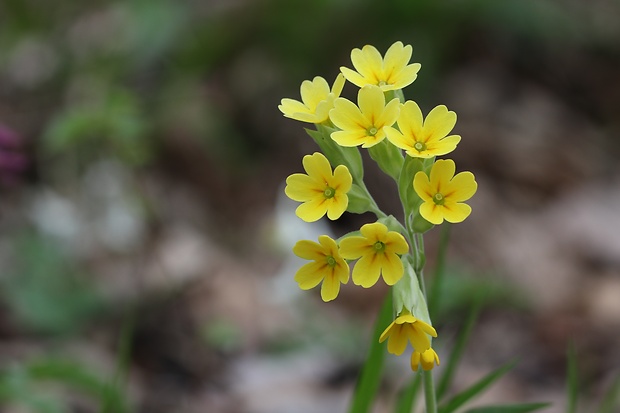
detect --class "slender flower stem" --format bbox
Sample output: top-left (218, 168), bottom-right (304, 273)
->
top-left (424, 370), bottom-right (438, 413)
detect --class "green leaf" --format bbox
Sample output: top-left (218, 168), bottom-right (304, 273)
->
top-left (393, 373), bottom-right (423, 413)
top-left (367, 139), bottom-right (404, 182)
top-left (348, 292), bottom-right (393, 413)
top-left (438, 360), bottom-right (517, 413)
top-left (462, 402), bottom-right (551, 413)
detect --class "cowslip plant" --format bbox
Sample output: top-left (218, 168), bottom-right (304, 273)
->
top-left (280, 41), bottom-right (481, 413)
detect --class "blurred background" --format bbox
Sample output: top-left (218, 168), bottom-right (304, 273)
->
top-left (1, 0), bottom-right (619, 412)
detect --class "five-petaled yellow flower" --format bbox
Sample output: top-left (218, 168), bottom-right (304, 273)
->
top-left (385, 101), bottom-right (461, 158)
top-left (411, 348), bottom-right (440, 371)
top-left (339, 222), bottom-right (408, 287)
top-left (413, 159), bottom-right (477, 225)
top-left (285, 152), bottom-right (352, 222)
top-left (279, 74), bottom-right (346, 124)
top-left (293, 235), bottom-right (350, 302)
top-left (340, 41), bottom-right (421, 91)
top-left (329, 85), bottom-right (400, 148)
top-left (379, 309), bottom-right (437, 356)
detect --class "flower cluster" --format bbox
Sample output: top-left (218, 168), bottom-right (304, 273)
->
top-left (280, 41), bottom-right (477, 371)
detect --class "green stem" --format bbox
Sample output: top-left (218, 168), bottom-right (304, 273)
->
top-left (424, 370), bottom-right (438, 413)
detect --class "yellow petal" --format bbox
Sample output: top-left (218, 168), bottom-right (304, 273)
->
top-left (417, 321), bottom-right (438, 338)
top-left (331, 165), bottom-right (352, 193)
top-left (294, 261), bottom-right (326, 289)
top-left (386, 324), bottom-right (409, 355)
top-left (423, 105), bottom-right (456, 142)
top-left (376, 97), bottom-right (400, 129)
top-left (321, 272), bottom-right (341, 302)
top-left (285, 173), bottom-right (321, 201)
top-left (413, 171), bottom-right (434, 202)
top-left (429, 159), bottom-right (456, 193)
top-left (379, 321), bottom-right (396, 343)
top-left (379, 253), bottom-right (404, 285)
top-left (296, 198), bottom-right (328, 222)
top-left (425, 135), bottom-right (461, 157)
top-left (351, 45), bottom-right (382, 82)
top-left (302, 152), bottom-right (332, 182)
top-left (419, 202), bottom-right (444, 225)
top-left (440, 202), bottom-right (471, 224)
top-left (411, 351), bottom-right (422, 371)
top-left (407, 324), bottom-right (431, 352)
top-left (326, 194), bottom-right (348, 220)
top-left (330, 98), bottom-right (369, 131)
top-left (334, 259), bottom-right (350, 284)
top-left (445, 171), bottom-right (477, 202)
top-left (398, 101), bottom-right (424, 140)
top-left (384, 231), bottom-right (409, 254)
top-left (340, 66), bottom-right (368, 88)
top-left (331, 130), bottom-right (370, 147)
top-left (384, 126), bottom-right (410, 151)
top-left (293, 239), bottom-right (325, 260)
top-left (331, 73), bottom-right (346, 96)
top-left (318, 235), bottom-right (338, 255)
top-left (279, 98), bottom-right (311, 117)
top-left (383, 42), bottom-right (411, 78)
top-left (360, 222), bottom-right (388, 242)
top-left (300, 77), bottom-right (329, 109)
top-left (390, 63), bottom-right (421, 90)
top-left (339, 236), bottom-right (371, 259)
top-left (358, 85), bottom-right (385, 123)
top-left (352, 253), bottom-right (382, 288)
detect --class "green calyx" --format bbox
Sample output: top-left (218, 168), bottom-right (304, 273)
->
top-left (433, 193), bottom-right (444, 205)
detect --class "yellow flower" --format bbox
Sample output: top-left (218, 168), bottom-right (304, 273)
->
top-left (293, 235), bottom-right (350, 302)
top-left (285, 152), bottom-right (352, 222)
top-left (411, 348), bottom-right (440, 371)
top-left (340, 41), bottom-right (421, 91)
top-left (379, 309), bottom-right (437, 355)
top-left (329, 85), bottom-right (400, 148)
top-left (413, 159), bottom-right (477, 225)
top-left (338, 222), bottom-right (408, 287)
top-left (278, 74), bottom-right (345, 124)
top-left (384, 101), bottom-right (461, 158)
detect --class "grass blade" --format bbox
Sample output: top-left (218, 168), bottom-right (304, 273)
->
top-left (348, 292), bottom-right (393, 413)
top-left (393, 373), bottom-right (423, 413)
top-left (438, 360), bottom-right (516, 413)
top-left (463, 402), bottom-right (551, 413)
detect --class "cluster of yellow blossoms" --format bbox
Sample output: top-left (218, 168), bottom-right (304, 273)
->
top-left (279, 41), bottom-right (477, 371)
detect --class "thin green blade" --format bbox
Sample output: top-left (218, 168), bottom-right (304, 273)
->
top-left (463, 402), bottom-right (551, 413)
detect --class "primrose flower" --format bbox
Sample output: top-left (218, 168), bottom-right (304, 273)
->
top-left (340, 41), bottom-right (421, 91)
top-left (279, 74), bottom-right (346, 124)
top-left (411, 348), bottom-right (440, 371)
top-left (379, 309), bottom-right (437, 356)
top-left (338, 222), bottom-right (408, 287)
top-left (329, 85), bottom-right (400, 148)
top-left (293, 235), bottom-right (350, 302)
top-left (285, 152), bottom-right (352, 222)
top-left (384, 101), bottom-right (461, 158)
top-left (413, 159), bottom-right (477, 225)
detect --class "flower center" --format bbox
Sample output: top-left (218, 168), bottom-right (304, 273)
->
top-left (378, 80), bottom-right (388, 87)
top-left (326, 255), bottom-right (337, 267)
top-left (373, 241), bottom-right (386, 253)
top-left (323, 187), bottom-right (336, 199)
top-left (433, 193), bottom-right (445, 205)
top-left (368, 126), bottom-right (378, 136)
top-left (414, 141), bottom-right (426, 152)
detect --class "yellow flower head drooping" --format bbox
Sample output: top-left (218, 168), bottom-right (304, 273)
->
top-left (278, 74), bottom-right (346, 124)
top-left (285, 152), bottom-right (352, 222)
top-left (293, 235), bottom-right (350, 302)
top-left (411, 348), bottom-right (441, 371)
top-left (413, 159), bottom-right (477, 225)
top-left (340, 41), bottom-right (421, 91)
top-left (385, 101), bottom-right (461, 158)
top-left (329, 85), bottom-right (400, 148)
top-left (338, 222), bottom-right (409, 287)
top-left (379, 309), bottom-right (438, 356)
